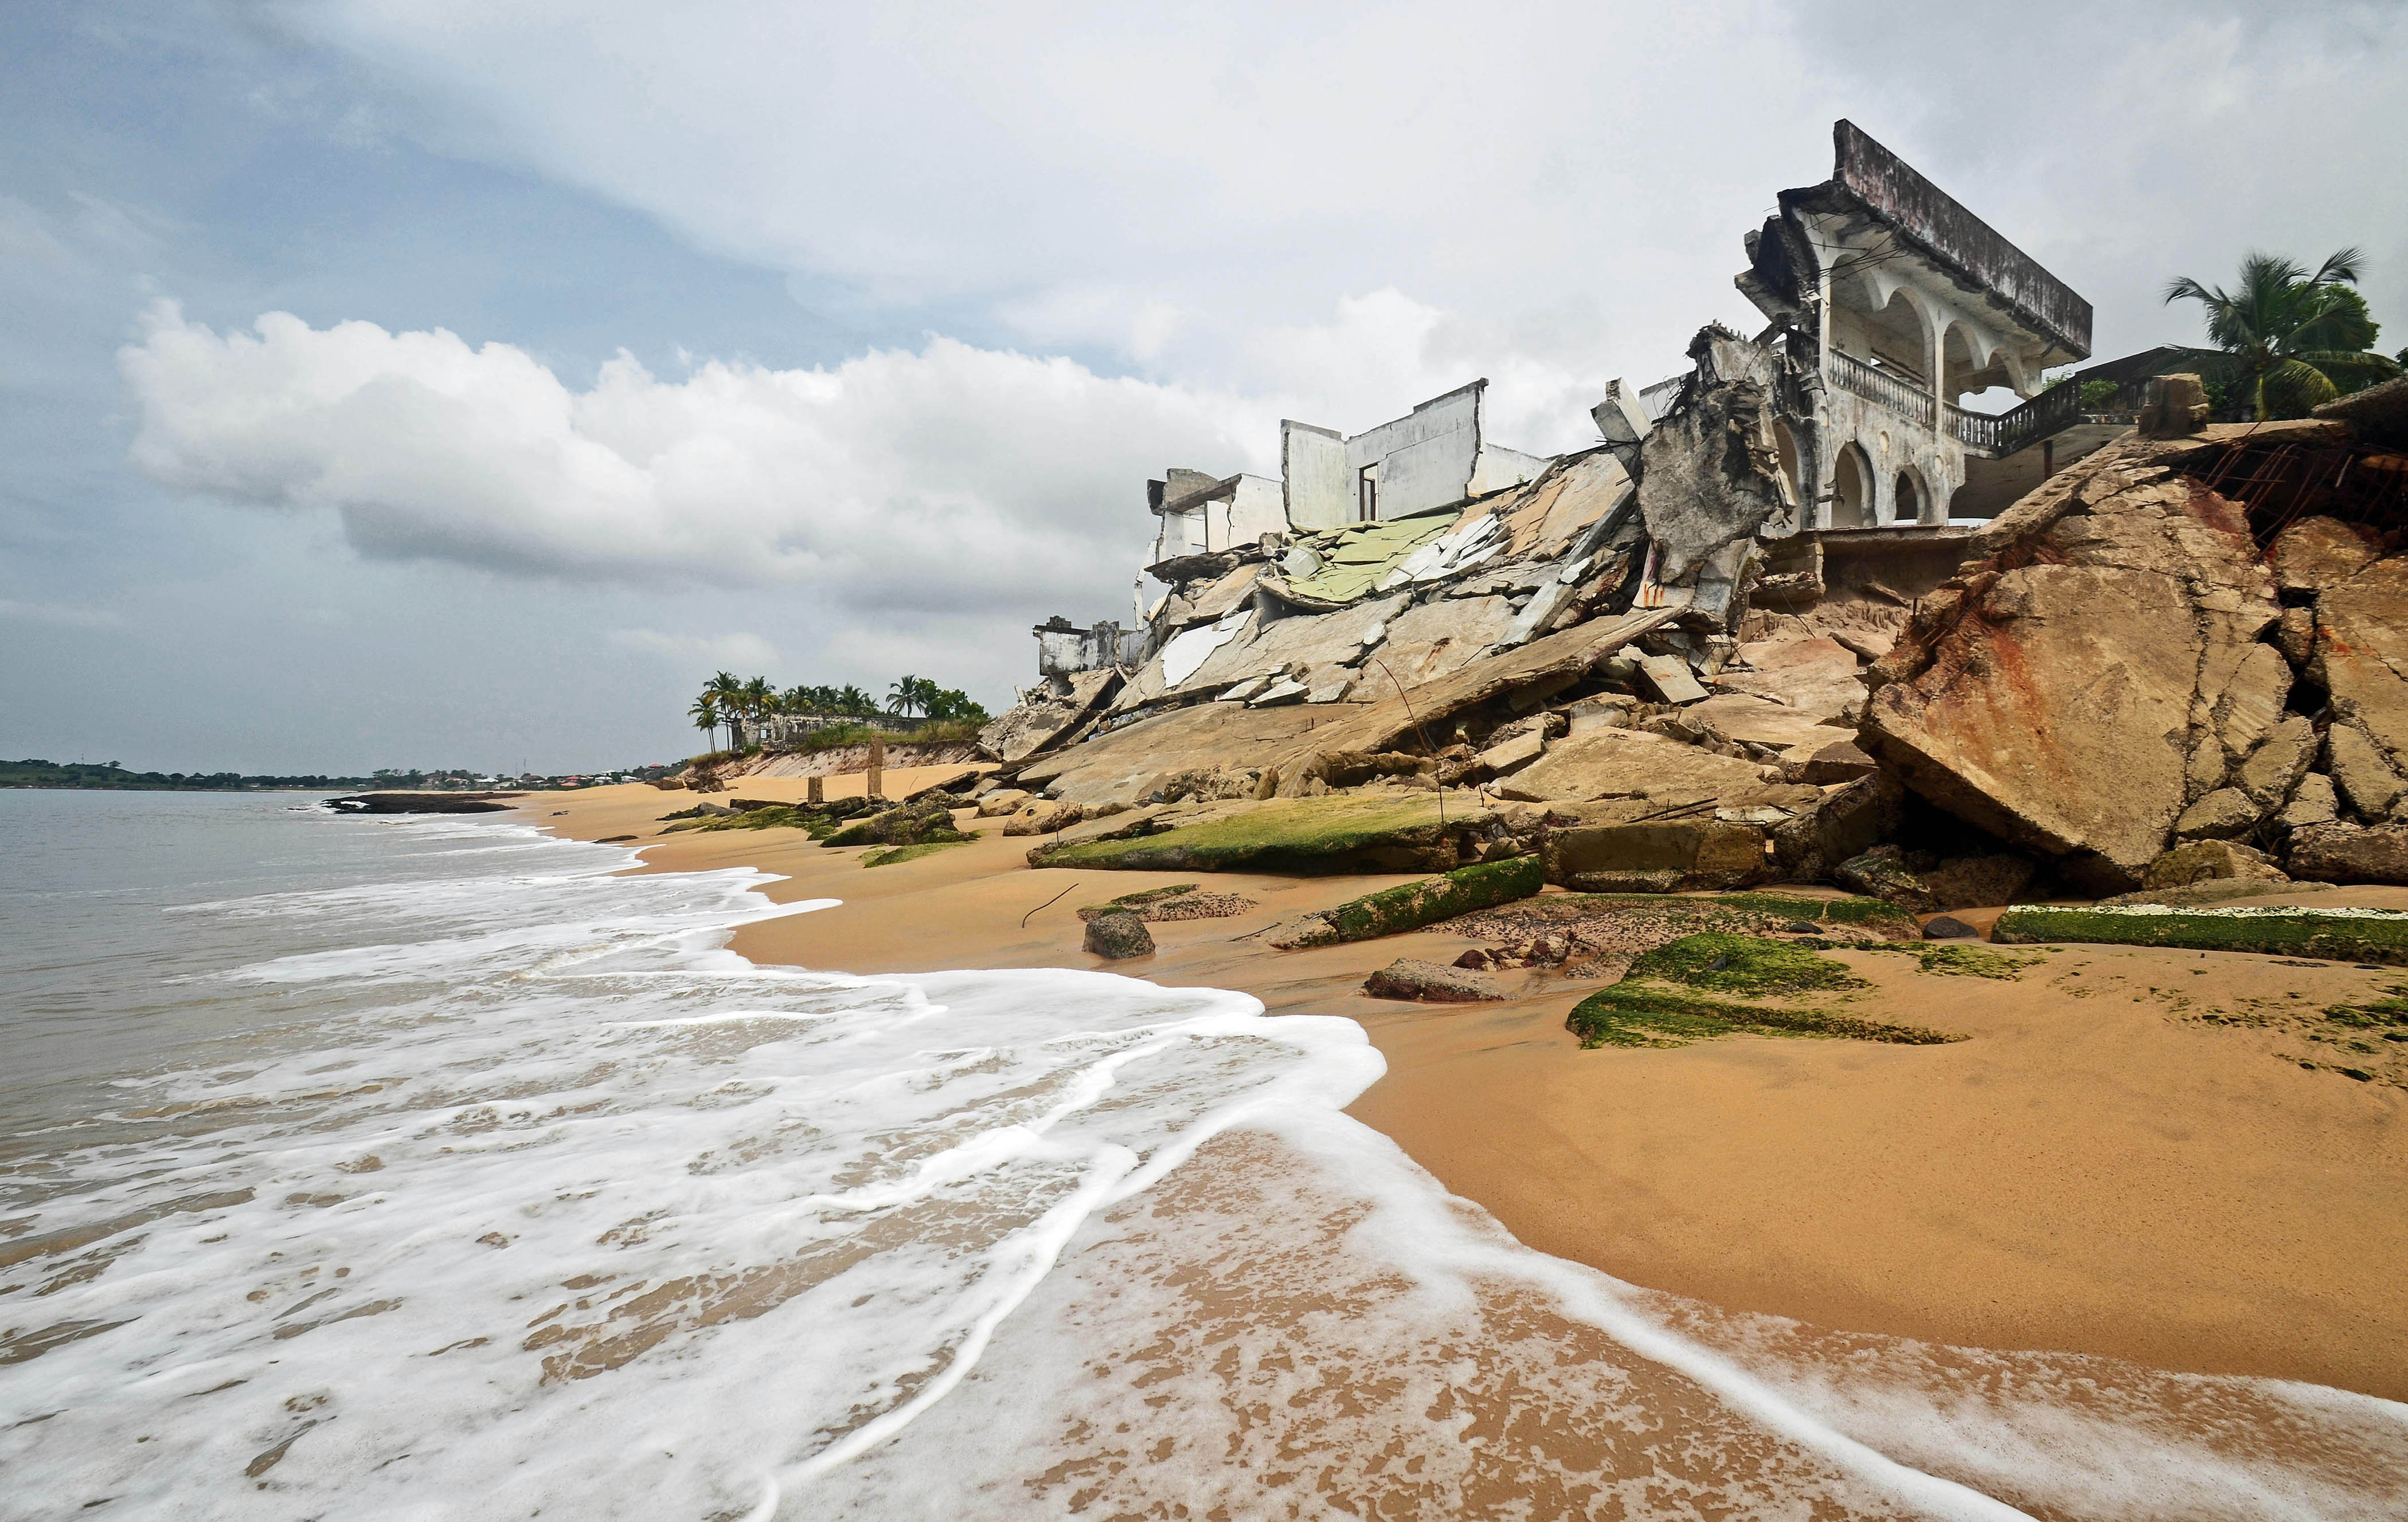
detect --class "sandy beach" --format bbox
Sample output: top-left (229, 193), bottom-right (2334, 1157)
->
top-left (521, 773), bottom-right (2408, 1403)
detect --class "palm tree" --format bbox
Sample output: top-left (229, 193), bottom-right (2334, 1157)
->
top-left (2163, 249), bottom-right (2401, 419)
top-left (888, 675), bottom-right (927, 718)
top-left (703, 671), bottom-right (746, 749)
top-left (689, 694), bottom-right (721, 753)
top-left (836, 684), bottom-right (874, 717)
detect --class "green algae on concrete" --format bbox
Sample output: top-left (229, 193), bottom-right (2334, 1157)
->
top-left (1273, 856), bottom-right (1546, 949)
top-left (1463, 890), bottom-right (1920, 941)
top-left (1846, 941), bottom-right (2048, 979)
top-left (861, 839), bottom-right (976, 868)
top-left (1076, 884), bottom-right (1201, 920)
top-left (1029, 795), bottom-right (1500, 875)
top-left (1565, 932), bottom-right (1959, 1050)
top-left (824, 798), bottom-right (974, 850)
top-left (1993, 904), bottom-right (2408, 964)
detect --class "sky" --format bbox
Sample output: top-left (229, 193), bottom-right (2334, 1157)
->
top-left (5, 1), bottom-right (2405, 774)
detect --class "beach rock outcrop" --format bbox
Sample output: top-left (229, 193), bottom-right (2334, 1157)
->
top-left (1082, 912), bottom-right (1155, 959)
top-left (1362, 958), bottom-right (1506, 1003)
top-left (2143, 839), bottom-right (2288, 890)
top-left (2288, 823), bottom-right (2408, 886)
top-left (1861, 438), bottom-right (2286, 893)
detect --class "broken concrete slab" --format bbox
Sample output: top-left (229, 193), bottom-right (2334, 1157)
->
top-left (2172, 787), bottom-right (2262, 841)
top-left (1027, 794), bottom-right (1524, 875)
top-left (1545, 817), bottom-right (1769, 893)
top-left (1363, 958), bottom-right (1506, 1003)
top-left (1791, 738), bottom-right (1879, 785)
top-left (1688, 693), bottom-right (1844, 752)
top-left (2144, 839), bottom-right (2287, 890)
top-left (1026, 702), bottom-right (1323, 809)
top-left (1475, 729), bottom-right (1546, 777)
top-left (1637, 329), bottom-right (1796, 590)
top-left (1637, 654), bottom-right (1707, 705)
top-left (1492, 726), bottom-right (1770, 804)
top-left (2311, 555), bottom-right (2408, 795)
top-left (1862, 435), bottom-right (2284, 892)
top-left (2289, 821), bottom-right (2408, 885)
top-left (2272, 516), bottom-right (2383, 598)
top-left (1268, 855), bottom-right (1546, 949)
top-left (1266, 605), bottom-right (1683, 792)
top-left (1366, 594), bottom-right (1519, 687)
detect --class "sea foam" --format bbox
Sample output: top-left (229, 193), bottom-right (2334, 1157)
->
top-left (4, 815), bottom-right (2403, 1520)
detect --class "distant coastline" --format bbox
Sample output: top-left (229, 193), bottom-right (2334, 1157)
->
top-left (2, 758), bottom-right (674, 793)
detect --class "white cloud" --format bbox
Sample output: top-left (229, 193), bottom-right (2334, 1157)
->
top-left (0, 599), bottom-right (123, 629)
top-left (607, 628), bottom-right (779, 670)
top-left (119, 292), bottom-right (1615, 616)
top-left (282, 0), bottom-right (2408, 370)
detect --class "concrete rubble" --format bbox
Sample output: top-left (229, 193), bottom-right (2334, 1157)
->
top-left (812, 128), bottom-right (2408, 911)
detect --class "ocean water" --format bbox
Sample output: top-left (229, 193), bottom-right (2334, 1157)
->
top-left (3, 791), bottom-right (2405, 1520)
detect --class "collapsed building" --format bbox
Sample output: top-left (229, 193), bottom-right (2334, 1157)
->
top-left (971, 121), bottom-right (2408, 902)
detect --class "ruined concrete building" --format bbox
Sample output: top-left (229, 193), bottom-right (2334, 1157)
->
top-left (1038, 122), bottom-right (2145, 685)
top-left (973, 121), bottom-right (2406, 906)
top-left (1144, 380), bottom-right (1549, 565)
top-left (1736, 119), bottom-right (2093, 530)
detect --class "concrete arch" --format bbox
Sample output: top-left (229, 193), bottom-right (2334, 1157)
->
top-left (1830, 443), bottom-right (1875, 528)
top-left (1893, 467), bottom-right (1922, 522)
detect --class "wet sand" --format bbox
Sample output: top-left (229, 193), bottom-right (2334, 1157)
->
top-left (515, 776), bottom-right (2408, 1402)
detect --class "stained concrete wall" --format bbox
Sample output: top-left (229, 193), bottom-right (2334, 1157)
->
top-left (1469, 443), bottom-right (1549, 497)
top-left (1812, 387), bottom-right (1961, 528)
top-left (1281, 421), bottom-right (1350, 530)
top-left (1346, 382), bottom-right (1484, 519)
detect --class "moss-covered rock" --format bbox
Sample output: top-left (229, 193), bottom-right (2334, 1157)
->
top-left (1269, 856), bottom-right (1546, 949)
top-left (1455, 890), bottom-right (1920, 941)
top-left (1992, 903), bottom-right (2408, 963)
top-left (1074, 884), bottom-right (1256, 923)
top-left (1029, 795), bottom-right (1523, 875)
top-left (861, 840), bottom-right (975, 868)
top-left (823, 796), bottom-right (974, 850)
top-left (1565, 932), bottom-right (1959, 1050)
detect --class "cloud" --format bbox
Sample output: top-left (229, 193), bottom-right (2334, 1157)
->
top-left (280, 0), bottom-right (2408, 372)
top-left (119, 292), bottom-right (1613, 616)
top-left (607, 628), bottom-right (779, 670)
top-left (120, 298), bottom-right (1265, 610)
top-left (0, 598), bottom-right (122, 629)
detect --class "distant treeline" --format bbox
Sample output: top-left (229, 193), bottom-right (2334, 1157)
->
top-left (3, 758), bottom-right (376, 791)
top-left (688, 672), bottom-right (989, 752)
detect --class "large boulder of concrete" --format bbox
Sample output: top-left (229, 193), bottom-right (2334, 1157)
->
top-left (2309, 554), bottom-right (2408, 824)
top-left (1545, 817), bottom-right (1768, 893)
top-left (1493, 726), bottom-right (1770, 804)
top-left (1860, 440), bottom-right (2287, 893)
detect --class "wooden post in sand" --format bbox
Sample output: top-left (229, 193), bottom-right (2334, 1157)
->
top-left (867, 735), bottom-right (884, 801)
top-left (807, 775), bottom-right (823, 805)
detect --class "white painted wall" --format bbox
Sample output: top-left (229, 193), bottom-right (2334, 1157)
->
top-left (1468, 443), bottom-right (1548, 496)
top-left (1280, 421), bottom-right (1350, 530)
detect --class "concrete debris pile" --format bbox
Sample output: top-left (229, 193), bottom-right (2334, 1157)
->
top-left (924, 126), bottom-right (2408, 910)
top-left (1866, 382), bottom-right (2408, 892)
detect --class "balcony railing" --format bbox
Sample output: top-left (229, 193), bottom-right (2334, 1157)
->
top-left (1948, 377), bottom-right (2082, 458)
top-left (1826, 349), bottom-right (1934, 427)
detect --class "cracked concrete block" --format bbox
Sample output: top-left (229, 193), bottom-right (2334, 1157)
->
top-left (1475, 729), bottom-right (1546, 777)
top-left (1637, 654), bottom-right (1707, 705)
top-left (2327, 722), bottom-right (2406, 819)
top-left (2172, 787), bottom-right (2261, 841)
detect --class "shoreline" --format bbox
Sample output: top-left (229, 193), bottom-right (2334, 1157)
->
top-left (511, 775), bottom-right (2408, 1403)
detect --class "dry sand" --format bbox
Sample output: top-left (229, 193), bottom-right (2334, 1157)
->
top-left (514, 774), bottom-right (2408, 1402)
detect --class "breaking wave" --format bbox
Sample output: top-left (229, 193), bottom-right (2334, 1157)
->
top-left (2, 814), bottom-right (2403, 1520)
